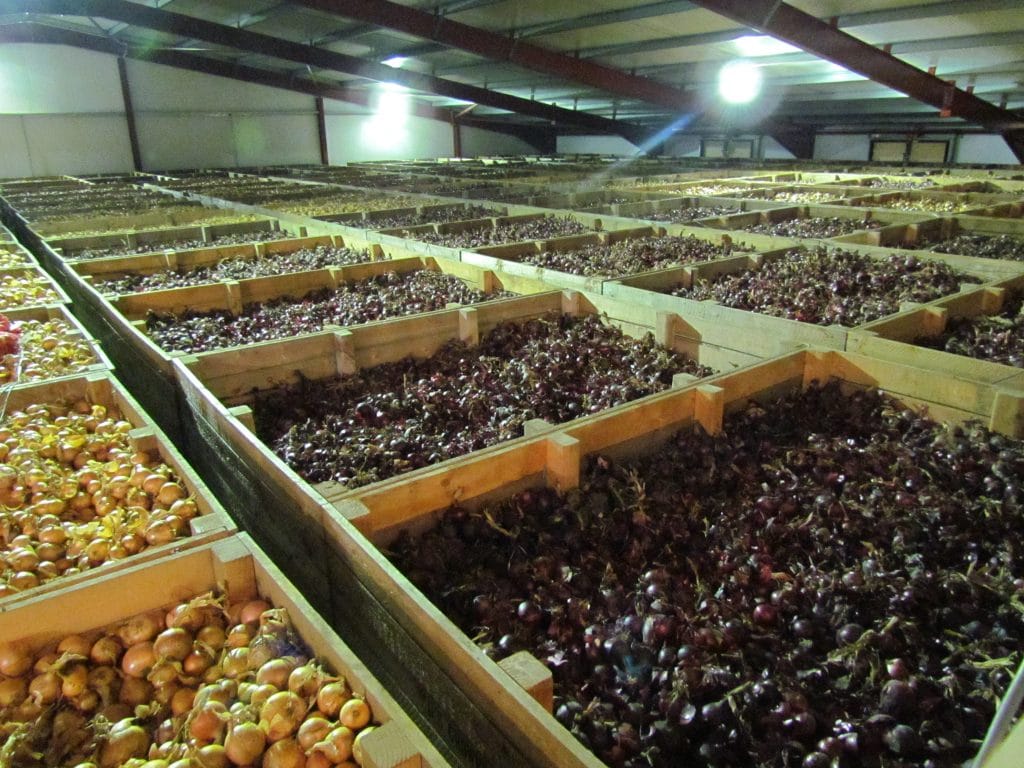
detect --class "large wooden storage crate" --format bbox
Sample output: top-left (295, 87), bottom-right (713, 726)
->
top-left (458, 225), bottom-right (786, 295)
top-left (0, 533), bottom-right (450, 768)
top-left (323, 347), bottom-right (1024, 768)
top-left (847, 275), bottom-right (1024, 390)
top-left (72, 252), bottom-right (549, 386)
top-left (2, 304), bottom-right (112, 385)
top-left (0, 265), bottom-right (71, 310)
top-left (604, 240), bottom-right (1024, 353)
top-left (0, 372), bottom-right (234, 607)
top-left (168, 289), bottom-right (789, 766)
top-left (46, 217), bottom-right (291, 260)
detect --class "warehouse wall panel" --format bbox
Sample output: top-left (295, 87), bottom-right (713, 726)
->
top-left (0, 115), bottom-right (34, 178)
top-left (135, 114), bottom-right (238, 172)
top-left (125, 60), bottom-right (314, 113)
top-left (814, 134), bottom-right (871, 161)
top-left (231, 114), bottom-right (320, 167)
top-left (460, 126), bottom-right (538, 157)
top-left (556, 135), bottom-right (640, 155)
top-left (666, 135), bottom-right (702, 157)
top-left (0, 44), bottom-right (123, 114)
top-left (21, 114), bottom-right (133, 176)
top-left (761, 136), bottom-right (797, 160)
top-left (955, 134), bottom-right (1019, 165)
top-left (324, 110), bottom-right (454, 163)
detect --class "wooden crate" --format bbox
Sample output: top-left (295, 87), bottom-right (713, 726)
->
top-left (171, 289), bottom-right (784, 767)
top-left (844, 189), bottom-right (1018, 215)
top-left (980, 718), bottom-right (1024, 768)
top-left (847, 275), bottom-right (1024, 390)
top-left (31, 206), bottom-right (266, 238)
top-left (47, 217), bottom-right (290, 259)
top-left (598, 195), bottom-right (747, 222)
top-left (170, 287), bottom-right (775, 549)
top-left (2, 304), bottom-right (112, 384)
top-left (707, 202), bottom-right (932, 238)
top-left (79, 252), bottom-right (546, 383)
top-left (460, 225), bottom-right (778, 295)
top-left (604, 240), bottom-right (1024, 345)
top-left (0, 265), bottom-right (71, 310)
top-left (323, 345), bottom-right (1024, 768)
top-left (0, 372), bottom-right (235, 608)
top-left (68, 234), bottom-right (376, 283)
top-left (0, 533), bottom-right (450, 768)
top-left (0, 242), bottom-right (40, 268)
top-left (167, 295), bottom-right (613, 766)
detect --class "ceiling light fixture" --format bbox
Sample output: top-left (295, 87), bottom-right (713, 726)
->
top-left (718, 59), bottom-right (763, 104)
top-left (382, 56), bottom-right (408, 68)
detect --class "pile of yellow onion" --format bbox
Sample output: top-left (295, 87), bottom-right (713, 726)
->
top-left (0, 252), bottom-right (31, 270)
top-left (0, 594), bottom-right (377, 767)
top-left (0, 319), bottom-right (99, 384)
top-left (0, 275), bottom-right (62, 310)
top-left (0, 400), bottom-right (197, 596)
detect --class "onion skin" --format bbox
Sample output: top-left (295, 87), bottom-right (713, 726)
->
top-left (122, 641), bottom-right (157, 678)
top-left (263, 738), bottom-right (306, 768)
top-left (224, 721), bottom-right (266, 766)
top-left (98, 722), bottom-right (150, 768)
top-left (338, 698), bottom-right (371, 730)
top-left (260, 690), bottom-right (307, 742)
top-left (0, 643), bottom-right (32, 677)
top-left (315, 681), bottom-right (350, 718)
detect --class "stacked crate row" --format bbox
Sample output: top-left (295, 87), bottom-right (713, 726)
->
top-left (1, 158), bottom-right (1024, 768)
top-left (0, 177), bottom-right (451, 768)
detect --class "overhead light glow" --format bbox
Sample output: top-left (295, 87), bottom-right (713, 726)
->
top-left (361, 82), bottom-right (411, 149)
top-left (718, 60), bottom-right (763, 104)
top-left (733, 35), bottom-right (800, 57)
top-left (382, 56), bottom-right (408, 68)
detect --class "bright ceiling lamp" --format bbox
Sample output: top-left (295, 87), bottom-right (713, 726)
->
top-left (718, 59), bottom-right (763, 104)
top-left (382, 56), bottom-right (408, 68)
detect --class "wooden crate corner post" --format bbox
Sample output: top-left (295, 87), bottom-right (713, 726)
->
top-left (694, 384), bottom-right (725, 436)
top-left (990, 389), bottom-right (1024, 438)
top-left (334, 329), bottom-right (358, 376)
top-left (211, 537), bottom-right (258, 604)
top-left (498, 650), bottom-right (554, 712)
top-left (545, 433), bottom-right (581, 492)
top-left (353, 721), bottom-right (423, 768)
top-left (654, 311), bottom-right (680, 350)
top-left (458, 307), bottom-right (480, 346)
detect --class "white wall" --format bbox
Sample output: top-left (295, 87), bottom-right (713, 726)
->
top-left (955, 135), bottom-right (1019, 165)
top-left (556, 135), bottom-right (640, 155)
top-left (323, 95), bottom-right (452, 163)
top-left (814, 134), bottom-right (871, 162)
top-left (665, 135), bottom-right (702, 157)
top-left (0, 45), bottom-right (133, 176)
top-left (0, 44), bottom-right (540, 177)
top-left (460, 126), bottom-right (538, 157)
top-left (126, 60), bottom-right (321, 171)
top-left (761, 136), bottom-right (796, 160)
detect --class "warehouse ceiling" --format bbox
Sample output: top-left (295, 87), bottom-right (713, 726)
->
top-left (0, 0), bottom-right (1022, 159)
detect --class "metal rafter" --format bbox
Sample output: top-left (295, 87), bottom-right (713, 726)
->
top-left (289, 0), bottom-right (711, 114)
top-left (0, 0), bottom-right (646, 141)
top-left (688, 0), bottom-right (1024, 160)
top-left (0, 20), bottom-right (556, 147)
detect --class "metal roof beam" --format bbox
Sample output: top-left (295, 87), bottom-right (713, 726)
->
top-left (540, 0), bottom-right (1024, 62)
top-left (688, 0), bottom-right (1024, 159)
top-left (289, 0), bottom-right (709, 114)
top-left (1, 0), bottom-right (645, 140)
